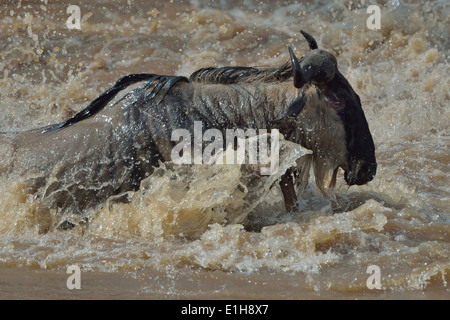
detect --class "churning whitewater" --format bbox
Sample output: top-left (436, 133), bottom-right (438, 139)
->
top-left (0, 0), bottom-right (448, 299)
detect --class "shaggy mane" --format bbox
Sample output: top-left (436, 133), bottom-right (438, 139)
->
top-left (189, 61), bottom-right (293, 84)
top-left (42, 74), bottom-right (187, 133)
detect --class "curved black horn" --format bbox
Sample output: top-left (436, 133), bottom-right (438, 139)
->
top-left (300, 30), bottom-right (318, 50)
top-left (289, 31), bottom-right (336, 88)
top-left (288, 46), bottom-right (305, 88)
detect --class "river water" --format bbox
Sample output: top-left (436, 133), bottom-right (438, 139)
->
top-left (0, 0), bottom-right (448, 299)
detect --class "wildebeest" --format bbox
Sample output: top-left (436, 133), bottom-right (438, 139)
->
top-left (0, 30), bottom-right (376, 230)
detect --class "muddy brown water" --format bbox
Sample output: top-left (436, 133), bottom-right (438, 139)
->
top-left (0, 0), bottom-right (448, 299)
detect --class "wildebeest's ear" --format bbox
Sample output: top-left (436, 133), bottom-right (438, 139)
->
top-left (270, 93), bottom-right (306, 128)
top-left (270, 117), bottom-right (295, 131)
top-left (284, 92), bottom-right (307, 118)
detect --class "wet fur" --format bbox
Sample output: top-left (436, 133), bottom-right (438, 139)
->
top-left (0, 61), bottom-right (349, 225)
top-left (297, 86), bottom-right (347, 194)
top-left (190, 65), bottom-right (347, 200)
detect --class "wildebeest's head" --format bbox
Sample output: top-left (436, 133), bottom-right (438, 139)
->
top-left (287, 30), bottom-right (377, 187)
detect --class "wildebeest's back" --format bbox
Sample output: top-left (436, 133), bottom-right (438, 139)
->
top-left (143, 80), bottom-right (295, 145)
top-left (0, 78), bottom-right (171, 215)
